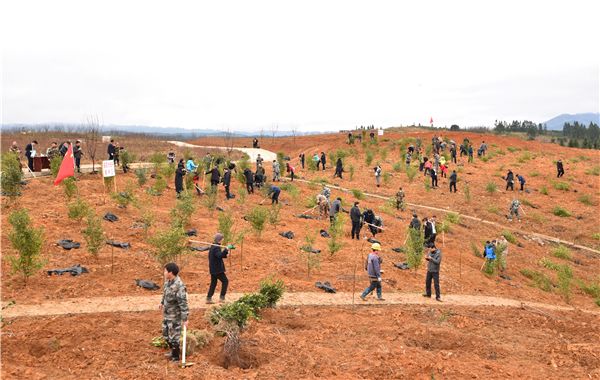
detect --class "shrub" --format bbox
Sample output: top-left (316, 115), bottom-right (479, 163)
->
top-left (585, 166), bottom-right (600, 176)
top-left (520, 269), bottom-right (552, 292)
top-left (593, 233), bottom-right (600, 240)
top-left (246, 206), bottom-right (269, 237)
top-left (159, 163), bottom-right (176, 179)
top-left (578, 280), bottom-right (600, 299)
top-left (209, 301), bottom-right (257, 328)
top-left (202, 186), bottom-right (218, 213)
top-left (539, 257), bottom-right (560, 271)
top-left (307, 156), bottom-right (318, 171)
top-left (135, 168), bottom-right (147, 187)
top-left (147, 176), bottom-right (167, 196)
top-left (556, 265), bottom-right (573, 302)
top-left (507, 146), bottom-right (519, 153)
top-left (218, 212), bottom-right (235, 244)
top-left (50, 156), bottom-right (62, 177)
top-left (378, 197), bottom-right (397, 216)
top-left (111, 187), bottom-right (138, 209)
top-left (578, 194), bottom-right (595, 206)
top-left (68, 197), bottom-right (90, 221)
top-left (540, 186), bottom-right (549, 195)
top-left (236, 293), bottom-right (269, 315)
top-left (268, 204), bottom-right (281, 225)
top-left (120, 150), bottom-right (135, 170)
top-left (305, 195), bottom-right (317, 208)
top-left (446, 212), bottom-right (460, 224)
top-left (517, 151), bottom-right (532, 163)
top-left (348, 164), bottom-right (355, 181)
top-left (470, 242), bottom-right (481, 257)
top-left (552, 206), bottom-right (571, 217)
top-left (552, 245), bottom-right (572, 260)
top-left (327, 214), bottom-right (345, 257)
top-left (380, 148), bottom-right (389, 161)
top-left (351, 189), bottom-right (365, 200)
top-left (529, 170), bottom-right (540, 177)
top-left (383, 172), bottom-right (391, 185)
top-left (553, 181), bottom-right (570, 191)
top-left (7, 209), bottom-right (45, 285)
top-left (485, 182), bottom-right (497, 194)
top-left (236, 186), bottom-right (247, 205)
top-left (365, 151), bottom-right (374, 166)
top-left (280, 183), bottom-right (300, 201)
top-left (63, 177), bottom-right (77, 200)
top-left (148, 227), bottom-right (187, 265)
top-left (83, 211), bottom-right (104, 257)
top-left (171, 192), bottom-right (196, 228)
top-left (487, 205), bottom-right (499, 215)
top-left (149, 152), bottom-right (166, 171)
top-left (259, 277), bottom-right (285, 307)
top-left (406, 228), bottom-right (424, 271)
top-left (406, 166), bottom-right (418, 182)
top-left (501, 230), bottom-right (517, 244)
top-left (0, 152), bottom-right (23, 199)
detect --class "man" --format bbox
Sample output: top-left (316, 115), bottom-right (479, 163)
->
top-left (256, 154), bottom-right (264, 170)
top-left (254, 165), bottom-right (265, 188)
top-left (468, 145), bottom-right (474, 163)
top-left (9, 141), bottom-right (21, 156)
top-left (113, 142), bottom-right (121, 166)
top-left (299, 153), bottom-right (305, 169)
top-left (289, 164), bottom-right (296, 181)
top-left (449, 170), bottom-right (458, 193)
top-left (482, 241), bottom-right (496, 271)
top-left (320, 151), bottom-right (326, 171)
top-left (480, 141), bottom-right (488, 156)
top-left (450, 144), bottom-right (457, 164)
top-left (159, 262), bottom-right (189, 362)
top-left (430, 168), bottom-right (438, 188)
top-left (409, 212), bottom-right (421, 230)
top-left (362, 209), bottom-right (379, 237)
top-left (268, 184), bottom-right (281, 205)
top-left (505, 169), bottom-right (514, 191)
top-left (203, 152), bottom-right (213, 171)
top-left (59, 141), bottom-right (70, 157)
top-left (175, 160), bottom-right (186, 196)
top-left (46, 142), bottom-right (60, 160)
top-left (423, 217), bottom-right (432, 243)
top-left (206, 166), bottom-right (220, 188)
top-left (334, 158), bottom-right (343, 179)
top-left (374, 165), bottom-right (382, 187)
top-left (360, 243), bottom-right (384, 301)
top-left (556, 159), bottom-right (564, 178)
top-left (252, 138), bottom-right (259, 148)
top-left (321, 185), bottom-right (331, 201)
top-left (272, 160), bottom-right (281, 181)
top-left (350, 201), bottom-right (362, 240)
top-left (186, 157), bottom-right (198, 173)
top-left (167, 151), bottom-right (176, 164)
top-left (222, 166), bottom-right (233, 199)
top-left (508, 199), bottom-right (521, 222)
top-left (316, 193), bottom-right (329, 219)
top-left (405, 152), bottom-right (411, 170)
top-left (73, 140), bottom-right (83, 173)
top-left (395, 187), bottom-right (405, 210)
top-left (496, 236), bottom-right (509, 271)
top-left (329, 197), bottom-right (342, 225)
top-left (243, 168), bottom-right (254, 194)
top-left (348, 132), bottom-right (353, 144)
top-left (429, 215), bottom-right (437, 245)
top-left (207, 233), bottom-right (234, 304)
top-left (25, 140), bottom-right (38, 171)
top-left (516, 174), bottom-right (526, 191)
top-left (107, 139), bottom-right (116, 161)
top-left (423, 243), bottom-right (442, 301)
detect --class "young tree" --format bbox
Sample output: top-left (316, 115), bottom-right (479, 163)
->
top-left (1, 152), bottom-right (24, 202)
top-left (83, 211), bottom-right (104, 258)
top-left (148, 227), bottom-right (188, 266)
top-left (406, 228), bottom-right (424, 275)
top-left (7, 209), bottom-right (45, 285)
top-left (85, 115), bottom-right (101, 173)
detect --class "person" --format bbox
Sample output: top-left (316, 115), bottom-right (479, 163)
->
top-left (395, 187), bottom-right (405, 210)
top-left (206, 166), bottom-right (220, 188)
top-left (254, 165), bottom-right (265, 188)
top-left (256, 154), bottom-right (264, 170)
top-left (409, 212), bottom-right (421, 230)
top-left (347, 132), bottom-right (353, 144)
top-left (480, 141), bottom-right (488, 156)
top-left (175, 160), bottom-right (186, 195)
top-left (289, 164), bottom-right (296, 181)
top-left (243, 167), bottom-right (254, 194)
top-left (46, 142), bottom-right (60, 160)
top-left (350, 201), bottom-right (362, 240)
top-left (252, 138), bottom-right (259, 148)
top-left (334, 158), bottom-right (343, 179)
top-left (423, 243), bottom-right (442, 301)
top-left (482, 241), bottom-right (496, 270)
top-left (25, 140), bottom-right (38, 171)
top-left (119, 146), bottom-right (131, 173)
top-left (369, 131), bottom-right (375, 141)
top-left (423, 159), bottom-right (432, 176)
top-left (107, 139), bottom-right (116, 161)
top-left (202, 152), bottom-right (212, 171)
top-left (468, 145), bottom-right (474, 163)
top-left (320, 151), bottom-right (326, 171)
top-left (430, 168), bottom-right (438, 188)
top-left (423, 217), bottom-right (432, 243)
top-left (9, 141), bottom-right (21, 156)
top-left (517, 174), bottom-right (526, 191)
top-left (374, 165), bottom-right (382, 187)
top-left (159, 262), bottom-right (189, 362)
top-left (268, 184), bottom-right (281, 205)
top-left (321, 185), bottom-right (331, 200)
top-left (59, 141), bottom-right (70, 157)
top-left (73, 140), bottom-right (83, 173)
top-left (505, 169), bottom-right (514, 191)
top-left (450, 144), bottom-right (457, 164)
top-left (316, 193), bottom-right (329, 219)
top-left (556, 159), bottom-right (564, 178)
top-left (272, 160), bottom-right (281, 181)
top-left (113, 142), bottom-right (121, 167)
top-left (222, 166), bottom-right (233, 199)
top-left (192, 172), bottom-right (204, 196)
top-left (405, 152), bottom-right (412, 170)
top-left (360, 243), bottom-right (385, 301)
top-left (298, 153), bottom-right (305, 169)
top-left (329, 197), bottom-right (342, 225)
top-left (449, 170), bottom-right (458, 193)
top-left (207, 233), bottom-right (234, 304)
top-left (508, 199), bottom-right (521, 222)
top-left (285, 162), bottom-right (291, 174)
top-left (167, 151), bottom-right (176, 164)
top-left (496, 236), bottom-right (509, 271)
top-left (186, 157), bottom-right (198, 173)
top-left (429, 215), bottom-right (437, 244)
top-left (362, 209), bottom-right (379, 237)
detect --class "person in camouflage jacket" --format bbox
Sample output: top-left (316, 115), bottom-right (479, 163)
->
top-left (159, 262), bottom-right (189, 362)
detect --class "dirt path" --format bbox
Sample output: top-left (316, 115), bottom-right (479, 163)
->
top-left (167, 140), bottom-right (277, 162)
top-left (3, 291), bottom-right (598, 318)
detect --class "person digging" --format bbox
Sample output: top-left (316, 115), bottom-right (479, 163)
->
top-left (360, 243), bottom-right (385, 301)
top-left (206, 233), bottom-right (235, 304)
top-left (159, 262), bottom-right (189, 362)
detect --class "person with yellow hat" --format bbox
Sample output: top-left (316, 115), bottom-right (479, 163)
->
top-left (360, 243), bottom-right (385, 301)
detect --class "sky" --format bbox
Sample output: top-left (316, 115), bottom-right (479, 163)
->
top-left (1, 0), bottom-right (599, 132)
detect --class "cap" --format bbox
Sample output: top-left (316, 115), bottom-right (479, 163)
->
top-left (371, 243), bottom-right (381, 251)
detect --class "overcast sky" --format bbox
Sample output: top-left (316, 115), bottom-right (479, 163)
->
top-left (1, 0), bottom-right (598, 131)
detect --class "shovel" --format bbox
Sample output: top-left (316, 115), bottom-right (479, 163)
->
top-left (180, 324), bottom-right (194, 368)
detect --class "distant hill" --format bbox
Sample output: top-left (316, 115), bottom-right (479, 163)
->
top-left (544, 113), bottom-right (599, 131)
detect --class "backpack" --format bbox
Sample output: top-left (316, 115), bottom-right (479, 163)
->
top-left (485, 245), bottom-right (496, 259)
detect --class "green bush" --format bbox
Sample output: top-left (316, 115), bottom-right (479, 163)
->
top-left (520, 269), bottom-right (552, 292)
top-left (150, 152), bottom-right (167, 171)
top-left (552, 206), bottom-right (571, 217)
top-left (202, 186), bottom-right (218, 213)
top-left (446, 212), bottom-right (460, 224)
top-left (259, 277), bottom-right (285, 307)
top-left (470, 242), bottom-right (482, 257)
top-left (578, 280), bottom-right (600, 299)
top-left (148, 227), bottom-right (187, 265)
top-left (209, 301), bottom-right (257, 328)
top-left (517, 151), bottom-right (532, 163)
top-left (50, 156), bottom-right (62, 177)
top-left (307, 156), bottom-right (318, 171)
top-left (540, 186), bottom-right (549, 195)
top-left (83, 211), bottom-right (104, 257)
top-left (351, 189), bottom-right (365, 200)
top-left (365, 151), bottom-right (374, 166)
top-left (552, 245), bottom-right (572, 260)
top-left (0, 152), bottom-right (23, 199)
top-left (593, 233), bottom-right (600, 240)
top-left (305, 195), bottom-right (317, 208)
top-left (485, 182), bottom-right (497, 194)
top-left (348, 164), bottom-right (355, 181)
top-left (236, 293), bottom-right (269, 314)
top-left (406, 228), bottom-right (424, 271)
top-left (529, 170), bottom-right (540, 177)
top-left (406, 166), bottom-right (418, 182)
top-left (63, 177), bottom-right (78, 200)
top-left (246, 206), bottom-right (269, 237)
top-left (383, 172), bottom-right (391, 185)
top-left (7, 209), bottom-right (45, 285)
top-left (553, 181), bottom-right (570, 191)
top-left (327, 213), bottom-right (345, 257)
top-left (171, 192), bottom-right (196, 228)
top-left (218, 212), bottom-right (235, 244)
top-left (147, 175), bottom-right (168, 196)
top-left (280, 183), bottom-right (300, 201)
top-left (68, 197), bottom-right (90, 221)
top-left (578, 194), bottom-right (595, 206)
top-left (380, 148), bottom-right (389, 161)
top-left (268, 204), bottom-right (281, 225)
top-left (111, 187), bottom-right (138, 209)
top-left (236, 186), bottom-right (248, 205)
top-left (135, 168), bottom-right (147, 187)
top-left (539, 257), bottom-right (560, 271)
top-left (556, 265), bottom-right (573, 302)
top-left (119, 150), bottom-right (135, 170)
top-left (501, 230), bottom-right (517, 244)
top-left (392, 162), bottom-right (402, 172)
top-left (507, 146), bottom-right (520, 153)
top-left (585, 166), bottom-right (600, 176)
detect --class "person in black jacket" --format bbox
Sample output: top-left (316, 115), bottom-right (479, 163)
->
top-left (449, 170), bottom-right (457, 193)
top-left (73, 140), bottom-right (83, 173)
top-left (243, 168), bottom-right (254, 194)
top-left (556, 159), bottom-right (564, 178)
top-left (409, 213), bottom-right (421, 230)
top-left (222, 167), bottom-right (233, 199)
top-left (423, 217), bottom-right (432, 243)
top-left (350, 201), bottom-right (362, 239)
top-left (107, 139), bottom-right (116, 161)
top-left (206, 233), bottom-right (234, 304)
top-left (24, 140), bottom-right (38, 171)
top-left (430, 168), bottom-right (438, 188)
top-left (334, 158), bottom-right (343, 179)
top-left (175, 160), bottom-right (186, 196)
top-left (362, 209), bottom-right (378, 236)
top-left (299, 153), bottom-right (305, 169)
top-left (206, 166), bottom-right (220, 188)
top-left (320, 152), bottom-right (326, 171)
top-left (505, 169), bottom-right (514, 191)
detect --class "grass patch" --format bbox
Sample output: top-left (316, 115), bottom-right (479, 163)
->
top-left (529, 171), bottom-right (540, 177)
top-left (507, 146), bottom-right (520, 153)
top-left (578, 194), bottom-right (595, 206)
top-left (531, 213), bottom-right (547, 223)
top-left (501, 230), bottom-right (517, 244)
top-left (520, 269), bottom-right (553, 292)
top-left (470, 242), bottom-right (482, 258)
top-left (487, 205), bottom-right (499, 215)
top-left (539, 186), bottom-right (549, 195)
top-left (350, 189), bottom-right (365, 200)
top-left (446, 212), bottom-right (460, 224)
top-left (552, 206), bottom-right (571, 217)
top-left (552, 245), bottom-right (572, 260)
top-left (539, 257), bottom-right (560, 271)
top-left (552, 181), bottom-right (570, 191)
top-left (593, 233), bottom-right (600, 240)
top-left (585, 166), bottom-right (600, 176)
top-left (485, 182), bottom-right (497, 194)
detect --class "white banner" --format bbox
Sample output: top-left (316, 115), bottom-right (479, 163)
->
top-left (102, 160), bottom-right (116, 177)
top-left (378, 129), bottom-right (384, 136)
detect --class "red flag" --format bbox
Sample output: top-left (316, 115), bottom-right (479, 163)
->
top-left (430, 117), bottom-right (434, 124)
top-left (54, 144), bottom-right (75, 186)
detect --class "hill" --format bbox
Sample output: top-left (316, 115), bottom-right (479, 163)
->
top-left (544, 113), bottom-right (600, 131)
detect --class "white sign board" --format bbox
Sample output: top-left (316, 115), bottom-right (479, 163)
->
top-left (378, 129), bottom-right (384, 136)
top-left (102, 160), bottom-right (116, 177)
top-left (102, 136), bottom-right (112, 143)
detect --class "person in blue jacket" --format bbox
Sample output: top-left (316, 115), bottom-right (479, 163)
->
top-left (516, 174), bottom-right (526, 191)
top-left (186, 157), bottom-right (198, 173)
